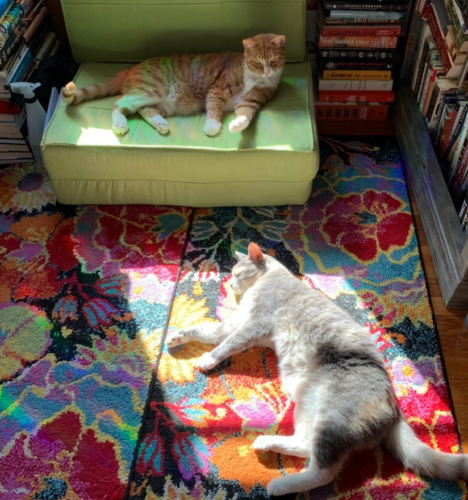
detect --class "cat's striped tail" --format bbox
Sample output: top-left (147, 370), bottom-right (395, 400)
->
top-left (61, 73), bottom-right (125, 105)
top-left (385, 417), bottom-right (468, 481)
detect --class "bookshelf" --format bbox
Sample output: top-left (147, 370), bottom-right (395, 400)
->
top-left (395, 0), bottom-right (468, 308)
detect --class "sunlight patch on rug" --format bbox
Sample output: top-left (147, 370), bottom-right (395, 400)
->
top-left (129, 137), bottom-right (467, 500)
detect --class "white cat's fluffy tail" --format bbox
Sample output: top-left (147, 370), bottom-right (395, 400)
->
top-left (385, 418), bottom-right (468, 481)
top-left (61, 74), bottom-right (124, 105)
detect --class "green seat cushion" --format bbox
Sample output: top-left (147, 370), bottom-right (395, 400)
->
top-left (61, 0), bottom-right (306, 63)
top-left (41, 59), bottom-right (319, 206)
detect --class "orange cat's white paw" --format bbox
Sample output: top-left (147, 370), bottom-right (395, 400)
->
top-left (154, 116), bottom-right (169, 135)
top-left (112, 122), bottom-right (129, 135)
top-left (229, 115), bottom-right (249, 133)
top-left (204, 119), bottom-right (221, 136)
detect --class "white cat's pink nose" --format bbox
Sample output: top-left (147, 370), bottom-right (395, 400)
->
top-left (263, 67), bottom-right (271, 76)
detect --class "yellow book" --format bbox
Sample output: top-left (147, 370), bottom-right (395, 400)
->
top-left (323, 70), bottom-right (392, 81)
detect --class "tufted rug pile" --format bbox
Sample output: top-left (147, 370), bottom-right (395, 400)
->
top-left (0, 136), bottom-right (466, 500)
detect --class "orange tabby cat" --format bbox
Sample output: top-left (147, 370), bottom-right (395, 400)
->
top-left (61, 33), bottom-right (286, 137)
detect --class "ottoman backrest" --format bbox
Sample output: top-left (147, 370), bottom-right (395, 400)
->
top-left (60, 0), bottom-right (306, 64)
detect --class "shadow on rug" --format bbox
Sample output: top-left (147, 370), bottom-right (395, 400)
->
top-left (128, 136), bottom-right (467, 500)
top-left (0, 136), bottom-right (465, 500)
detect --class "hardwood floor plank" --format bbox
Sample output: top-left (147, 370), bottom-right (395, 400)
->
top-left (409, 185), bottom-right (468, 450)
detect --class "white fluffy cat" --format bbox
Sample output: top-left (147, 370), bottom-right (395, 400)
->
top-left (166, 242), bottom-right (468, 496)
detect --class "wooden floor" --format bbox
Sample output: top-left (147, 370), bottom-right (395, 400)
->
top-left (411, 193), bottom-right (468, 451)
top-left (318, 120), bottom-right (468, 451)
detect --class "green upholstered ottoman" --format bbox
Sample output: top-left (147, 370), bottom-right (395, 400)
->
top-left (41, 0), bottom-right (319, 207)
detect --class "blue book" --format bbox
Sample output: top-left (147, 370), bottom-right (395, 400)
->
top-left (329, 9), bottom-right (405, 19)
top-left (8, 47), bottom-right (32, 83)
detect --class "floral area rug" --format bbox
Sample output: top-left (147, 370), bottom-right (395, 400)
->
top-left (0, 136), bottom-right (466, 500)
top-left (129, 137), bottom-right (467, 500)
top-left (0, 164), bottom-right (191, 499)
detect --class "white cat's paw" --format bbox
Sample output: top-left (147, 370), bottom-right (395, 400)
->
top-left (154, 116), bottom-right (169, 135)
top-left (204, 119), bottom-right (222, 136)
top-left (267, 476), bottom-right (296, 497)
top-left (112, 121), bottom-right (129, 135)
top-left (252, 436), bottom-right (274, 452)
top-left (166, 330), bottom-right (191, 347)
top-left (197, 352), bottom-right (218, 371)
top-left (229, 115), bottom-right (249, 133)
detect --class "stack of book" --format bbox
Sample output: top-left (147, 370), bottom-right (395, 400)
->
top-left (0, 0), bottom-right (59, 163)
top-left (410, 1), bottom-right (468, 234)
top-left (315, 0), bottom-right (410, 121)
top-left (416, 0), bottom-right (468, 80)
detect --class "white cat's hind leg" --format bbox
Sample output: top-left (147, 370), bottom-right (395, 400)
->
top-left (267, 463), bottom-right (338, 496)
top-left (253, 411), bottom-right (313, 458)
top-left (166, 321), bottom-right (225, 347)
top-left (253, 435), bottom-right (310, 458)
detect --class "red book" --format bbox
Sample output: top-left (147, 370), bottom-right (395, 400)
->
top-left (319, 35), bottom-right (399, 49)
top-left (426, 4), bottom-right (458, 78)
top-left (318, 90), bottom-right (395, 103)
top-left (0, 99), bottom-right (20, 114)
top-left (315, 103), bottom-right (389, 120)
top-left (321, 25), bottom-right (402, 37)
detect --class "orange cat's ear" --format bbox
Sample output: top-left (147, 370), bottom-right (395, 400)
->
top-left (248, 242), bottom-right (265, 265)
top-left (271, 35), bottom-right (286, 48)
top-left (242, 38), bottom-right (257, 50)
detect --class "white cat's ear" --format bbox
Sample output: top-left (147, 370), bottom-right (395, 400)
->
top-left (234, 251), bottom-right (247, 261)
top-left (271, 35), bottom-right (286, 48)
top-left (242, 38), bottom-right (257, 50)
top-left (248, 242), bottom-right (265, 265)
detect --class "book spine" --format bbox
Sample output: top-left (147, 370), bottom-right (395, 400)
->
top-left (454, 0), bottom-right (468, 18)
top-left (319, 60), bottom-right (394, 70)
top-left (0, 0), bottom-right (15, 22)
top-left (319, 35), bottom-right (399, 49)
top-left (322, 69), bottom-right (392, 80)
top-left (0, 4), bottom-right (24, 49)
top-left (418, 62), bottom-right (433, 107)
top-left (447, 0), bottom-right (465, 50)
top-left (448, 114), bottom-right (468, 184)
top-left (409, 23), bottom-right (430, 91)
top-left (452, 138), bottom-right (468, 194)
top-left (315, 103), bottom-right (390, 120)
top-left (318, 48), bottom-right (396, 59)
top-left (321, 26), bottom-right (402, 36)
top-left (318, 90), bottom-right (396, 102)
top-left (324, 2), bottom-right (409, 11)
top-left (426, 5), bottom-right (454, 74)
top-left (421, 69), bottom-right (440, 114)
top-left (33, 31), bottom-right (55, 62)
top-left (444, 104), bottom-right (468, 163)
top-left (323, 16), bottom-right (402, 24)
top-left (450, 142), bottom-right (468, 207)
top-left (23, 6), bottom-right (48, 44)
top-left (428, 88), bottom-right (454, 133)
top-left (0, 26), bottom-right (20, 64)
top-left (8, 47), bottom-right (32, 83)
top-left (318, 78), bottom-right (394, 90)
top-left (412, 37), bottom-right (430, 93)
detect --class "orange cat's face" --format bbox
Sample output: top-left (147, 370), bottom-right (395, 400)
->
top-left (243, 33), bottom-right (286, 79)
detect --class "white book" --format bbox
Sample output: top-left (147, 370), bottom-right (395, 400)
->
top-left (318, 78), bottom-right (394, 91)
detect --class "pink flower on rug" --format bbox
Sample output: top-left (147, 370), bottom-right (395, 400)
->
top-left (232, 397), bottom-right (278, 430)
top-left (0, 410), bottom-right (126, 500)
top-left (321, 190), bottom-right (413, 263)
